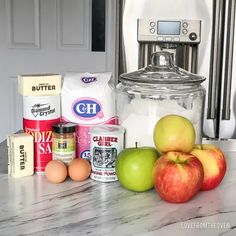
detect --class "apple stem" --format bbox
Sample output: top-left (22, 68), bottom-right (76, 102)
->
top-left (135, 142), bottom-right (138, 149)
top-left (176, 155), bottom-right (180, 164)
top-left (175, 155), bottom-right (187, 165)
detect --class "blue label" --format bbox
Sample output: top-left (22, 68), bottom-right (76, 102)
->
top-left (81, 150), bottom-right (91, 160)
top-left (81, 77), bottom-right (97, 83)
top-left (73, 99), bottom-right (101, 118)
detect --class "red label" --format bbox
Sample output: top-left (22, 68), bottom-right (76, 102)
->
top-left (92, 136), bottom-right (118, 146)
top-left (23, 118), bottom-right (60, 173)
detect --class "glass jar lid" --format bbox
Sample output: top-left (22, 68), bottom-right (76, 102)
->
top-left (120, 51), bottom-right (205, 85)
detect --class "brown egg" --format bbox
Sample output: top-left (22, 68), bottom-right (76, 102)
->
top-left (68, 158), bottom-right (91, 181)
top-left (45, 160), bottom-right (68, 184)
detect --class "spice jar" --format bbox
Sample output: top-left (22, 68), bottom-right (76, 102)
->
top-left (116, 51), bottom-right (206, 148)
top-left (52, 122), bottom-right (76, 165)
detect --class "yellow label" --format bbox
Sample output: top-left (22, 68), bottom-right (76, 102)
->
top-left (52, 137), bottom-right (75, 153)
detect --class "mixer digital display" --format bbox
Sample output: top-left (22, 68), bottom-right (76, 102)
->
top-left (157, 21), bottom-right (181, 35)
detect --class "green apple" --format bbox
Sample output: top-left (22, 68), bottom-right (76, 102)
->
top-left (115, 147), bottom-right (159, 192)
top-left (153, 114), bottom-right (196, 153)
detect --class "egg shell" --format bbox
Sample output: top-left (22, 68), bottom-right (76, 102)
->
top-left (45, 160), bottom-right (68, 184)
top-left (68, 158), bottom-right (91, 181)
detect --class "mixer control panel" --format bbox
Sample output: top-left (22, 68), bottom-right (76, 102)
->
top-left (137, 19), bottom-right (201, 44)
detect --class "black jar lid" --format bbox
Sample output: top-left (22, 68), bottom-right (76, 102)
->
top-left (52, 122), bottom-right (76, 134)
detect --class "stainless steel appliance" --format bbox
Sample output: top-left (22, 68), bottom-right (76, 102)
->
top-left (118, 0), bottom-right (236, 150)
top-left (137, 19), bottom-right (201, 73)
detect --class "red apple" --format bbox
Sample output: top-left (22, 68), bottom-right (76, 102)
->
top-left (152, 151), bottom-right (204, 203)
top-left (190, 144), bottom-right (227, 191)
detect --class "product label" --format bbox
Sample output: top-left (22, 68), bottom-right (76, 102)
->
top-left (18, 74), bottom-right (61, 96)
top-left (92, 136), bottom-right (118, 146)
top-left (90, 132), bottom-right (123, 182)
top-left (61, 72), bottom-right (115, 126)
top-left (19, 145), bottom-right (26, 170)
top-left (75, 117), bottom-right (118, 160)
top-left (24, 118), bottom-right (60, 173)
top-left (7, 134), bottom-right (34, 177)
top-left (31, 103), bottom-right (56, 118)
top-left (91, 146), bottom-right (117, 182)
top-left (72, 97), bottom-right (104, 120)
top-left (23, 95), bottom-right (60, 120)
top-left (61, 72), bottom-right (117, 161)
top-left (32, 83), bottom-right (56, 92)
top-left (81, 76), bottom-right (97, 84)
top-left (52, 137), bottom-right (76, 164)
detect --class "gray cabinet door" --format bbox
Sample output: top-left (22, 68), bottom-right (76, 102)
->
top-left (0, 0), bottom-right (117, 141)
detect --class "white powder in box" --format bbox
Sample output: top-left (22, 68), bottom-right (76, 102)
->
top-left (61, 72), bottom-right (117, 159)
top-left (120, 97), bottom-right (202, 148)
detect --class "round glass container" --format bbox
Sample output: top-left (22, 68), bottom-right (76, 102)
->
top-left (116, 51), bottom-right (206, 148)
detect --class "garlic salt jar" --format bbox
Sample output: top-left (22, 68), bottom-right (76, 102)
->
top-left (52, 122), bottom-right (76, 165)
top-left (116, 51), bottom-right (206, 148)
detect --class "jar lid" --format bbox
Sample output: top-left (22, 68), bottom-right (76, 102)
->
top-left (90, 125), bottom-right (125, 135)
top-left (120, 51), bottom-right (205, 85)
top-left (52, 122), bottom-right (76, 133)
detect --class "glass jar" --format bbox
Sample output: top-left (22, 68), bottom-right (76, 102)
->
top-left (116, 51), bottom-right (206, 148)
top-left (52, 122), bottom-right (76, 165)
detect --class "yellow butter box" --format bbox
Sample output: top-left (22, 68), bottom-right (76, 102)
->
top-left (18, 74), bottom-right (62, 96)
top-left (7, 133), bottom-right (34, 177)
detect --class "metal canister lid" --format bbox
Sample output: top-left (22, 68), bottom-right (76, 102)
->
top-left (90, 125), bottom-right (125, 135)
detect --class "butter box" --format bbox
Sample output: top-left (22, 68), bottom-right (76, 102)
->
top-left (7, 133), bottom-right (34, 177)
top-left (18, 74), bottom-right (62, 96)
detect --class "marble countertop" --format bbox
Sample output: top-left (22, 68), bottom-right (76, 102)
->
top-left (0, 139), bottom-right (236, 236)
